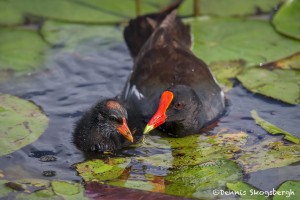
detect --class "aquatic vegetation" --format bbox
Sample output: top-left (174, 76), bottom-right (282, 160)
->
top-left (0, 94), bottom-right (48, 157)
top-left (0, 0), bottom-right (299, 199)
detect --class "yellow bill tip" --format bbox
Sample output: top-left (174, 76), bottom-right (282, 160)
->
top-left (143, 124), bottom-right (154, 134)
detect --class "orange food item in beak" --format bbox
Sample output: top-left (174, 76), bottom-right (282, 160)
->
top-left (144, 91), bottom-right (174, 134)
top-left (117, 118), bottom-right (134, 143)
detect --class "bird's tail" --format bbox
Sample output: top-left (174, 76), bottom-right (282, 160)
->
top-left (124, 0), bottom-right (191, 58)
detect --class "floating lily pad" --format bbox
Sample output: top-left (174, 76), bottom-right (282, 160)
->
top-left (0, 1), bottom-right (23, 26)
top-left (179, 0), bottom-right (283, 17)
top-left (272, 0), bottom-right (300, 40)
top-left (16, 187), bottom-right (57, 200)
top-left (51, 181), bottom-right (84, 197)
top-left (109, 179), bottom-right (160, 192)
top-left (274, 180), bottom-right (300, 200)
top-left (0, 94), bottom-right (49, 157)
top-left (165, 159), bottom-right (243, 199)
top-left (0, 178), bottom-right (87, 200)
top-left (0, 28), bottom-right (48, 76)
top-left (236, 139), bottom-right (300, 173)
top-left (76, 132), bottom-right (247, 197)
top-left (8, 0), bottom-right (128, 24)
top-left (226, 181), bottom-right (267, 200)
top-left (0, 180), bottom-right (13, 199)
top-left (188, 17), bottom-right (300, 68)
top-left (251, 110), bottom-right (300, 143)
top-left (262, 52), bottom-right (300, 70)
top-left (7, 0), bottom-right (169, 24)
top-left (41, 20), bottom-right (123, 53)
top-left (208, 60), bottom-right (244, 89)
top-left (76, 158), bottom-right (131, 182)
top-left (165, 132), bottom-right (247, 167)
top-left (5, 179), bottom-right (49, 193)
top-left (237, 67), bottom-right (300, 104)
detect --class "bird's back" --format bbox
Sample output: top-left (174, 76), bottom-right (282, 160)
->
top-left (122, 5), bottom-right (225, 126)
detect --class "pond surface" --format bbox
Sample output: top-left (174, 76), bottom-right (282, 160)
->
top-left (0, 40), bottom-right (299, 199)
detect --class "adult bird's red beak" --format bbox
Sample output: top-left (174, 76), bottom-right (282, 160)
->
top-left (117, 118), bottom-right (134, 143)
top-left (144, 91), bottom-right (174, 134)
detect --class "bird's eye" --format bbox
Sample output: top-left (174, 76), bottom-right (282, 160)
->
top-left (174, 102), bottom-right (184, 110)
top-left (109, 115), bottom-right (123, 124)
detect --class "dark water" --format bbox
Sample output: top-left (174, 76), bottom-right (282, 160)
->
top-left (0, 41), bottom-right (299, 198)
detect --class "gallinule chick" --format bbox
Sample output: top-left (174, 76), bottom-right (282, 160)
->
top-left (73, 99), bottom-right (133, 152)
top-left (121, 7), bottom-right (225, 137)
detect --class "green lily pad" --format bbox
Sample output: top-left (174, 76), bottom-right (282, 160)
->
top-left (109, 179), bottom-right (158, 192)
top-left (272, 0), bottom-right (300, 40)
top-left (0, 180), bottom-right (13, 199)
top-left (7, 0), bottom-right (170, 24)
top-left (76, 132), bottom-right (247, 197)
top-left (236, 139), bottom-right (300, 173)
top-left (0, 1), bottom-right (23, 26)
top-left (274, 180), bottom-right (300, 200)
top-left (16, 187), bottom-right (57, 200)
top-left (76, 158), bottom-right (131, 182)
top-left (188, 17), bottom-right (300, 68)
top-left (0, 28), bottom-right (48, 76)
top-left (227, 182), bottom-right (268, 200)
top-left (209, 60), bottom-right (244, 89)
top-left (165, 132), bottom-right (247, 167)
top-left (237, 67), bottom-right (300, 104)
top-left (262, 52), bottom-right (300, 70)
top-left (0, 94), bottom-right (49, 157)
top-left (251, 110), bottom-right (300, 143)
top-left (5, 179), bottom-right (49, 193)
top-left (0, 178), bottom-right (88, 200)
top-left (7, 0), bottom-right (128, 24)
top-left (179, 0), bottom-right (283, 17)
top-left (41, 20), bottom-right (122, 53)
top-left (165, 159), bottom-right (243, 199)
top-left (52, 181), bottom-right (81, 196)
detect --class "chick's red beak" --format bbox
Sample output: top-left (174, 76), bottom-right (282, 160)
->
top-left (117, 118), bottom-right (133, 143)
top-left (144, 91), bottom-right (174, 134)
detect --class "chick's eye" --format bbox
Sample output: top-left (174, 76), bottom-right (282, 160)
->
top-left (174, 102), bottom-right (184, 110)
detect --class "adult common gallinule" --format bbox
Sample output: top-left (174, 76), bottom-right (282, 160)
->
top-left (73, 99), bottom-right (134, 152)
top-left (121, 7), bottom-right (225, 137)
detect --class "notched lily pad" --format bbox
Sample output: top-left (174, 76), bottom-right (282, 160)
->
top-left (237, 67), bottom-right (300, 104)
top-left (188, 17), bottom-right (300, 68)
top-left (272, 0), bottom-right (300, 40)
top-left (262, 52), bottom-right (300, 70)
top-left (251, 110), bottom-right (300, 144)
top-left (75, 158), bottom-right (131, 182)
top-left (0, 94), bottom-right (49, 157)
